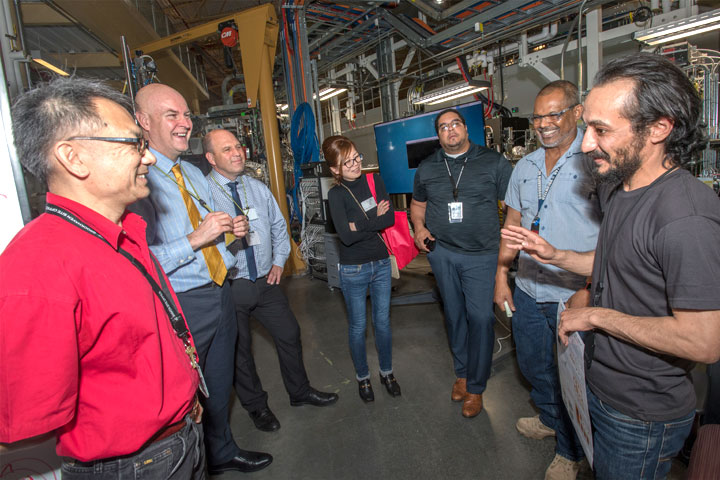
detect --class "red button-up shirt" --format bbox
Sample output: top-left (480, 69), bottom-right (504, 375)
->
top-left (0, 193), bottom-right (198, 461)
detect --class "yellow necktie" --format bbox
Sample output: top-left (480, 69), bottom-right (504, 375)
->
top-left (171, 163), bottom-right (227, 286)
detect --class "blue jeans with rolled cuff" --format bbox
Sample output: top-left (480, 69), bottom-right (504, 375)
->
top-left (339, 258), bottom-right (393, 380)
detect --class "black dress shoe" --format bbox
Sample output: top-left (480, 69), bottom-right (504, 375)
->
top-left (358, 379), bottom-right (374, 403)
top-left (208, 449), bottom-right (273, 474)
top-left (380, 373), bottom-right (402, 397)
top-left (290, 386), bottom-right (339, 407)
top-left (249, 407), bottom-right (280, 432)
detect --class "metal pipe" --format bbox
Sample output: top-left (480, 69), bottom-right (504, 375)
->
top-left (0, 54), bottom-right (32, 224)
top-left (578, 3), bottom-right (584, 91)
top-left (560, 0), bottom-right (587, 81)
top-left (13, 0), bottom-right (32, 89)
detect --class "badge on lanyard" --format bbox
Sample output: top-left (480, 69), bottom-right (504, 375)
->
top-left (444, 155), bottom-right (468, 224)
top-left (448, 202), bottom-right (463, 223)
top-left (246, 230), bottom-right (261, 246)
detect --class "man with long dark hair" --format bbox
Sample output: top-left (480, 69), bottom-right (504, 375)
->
top-left (501, 53), bottom-right (720, 478)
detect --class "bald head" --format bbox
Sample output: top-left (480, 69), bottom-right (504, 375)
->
top-left (204, 129), bottom-right (246, 181)
top-left (135, 83), bottom-right (192, 160)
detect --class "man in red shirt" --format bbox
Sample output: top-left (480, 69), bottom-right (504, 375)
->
top-left (0, 78), bottom-right (205, 479)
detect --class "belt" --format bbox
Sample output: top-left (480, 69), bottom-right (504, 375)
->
top-left (68, 417), bottom-right (189, 467)
top-left (144, 418), bottom-right (186, 445)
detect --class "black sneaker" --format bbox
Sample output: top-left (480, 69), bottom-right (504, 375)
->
top-left (380, 373), bottom-right (402, 397)
top-left (358, 379), bottom-right (374, 402)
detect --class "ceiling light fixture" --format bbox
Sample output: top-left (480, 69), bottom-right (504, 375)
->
top-left (319, 88), bottom-right (347, 101)
top-left (412, 79), bottom-right (491, 106)
top-left (634, 8), bottom-right (720, 45)
top-left (30, 50), bottom-right (69, 76)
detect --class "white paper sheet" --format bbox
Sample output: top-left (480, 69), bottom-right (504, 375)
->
top-left (557, 301), bottom-right (594, 468)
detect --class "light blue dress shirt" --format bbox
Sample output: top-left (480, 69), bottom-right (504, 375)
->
top-left (130, 148), bottom-right (237, 293)
top-left (207, 169), bottom-right (291, 280)
top-left (504, 128), bottom-right (601, 302)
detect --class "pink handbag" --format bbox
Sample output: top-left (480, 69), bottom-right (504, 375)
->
top-left (366, 174), bottom-right (419, 271)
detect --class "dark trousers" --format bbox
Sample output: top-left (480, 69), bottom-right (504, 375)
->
top-left (230, 277), bottom-right (310, 412)
top-left (427, 245), bottom-right (497, 395)
top-left (62, 416), bottom-right (206, 480)
top-left (176, 282), bottom-right (239, 466)
top-left (704, 360), bottom-right (720, 425)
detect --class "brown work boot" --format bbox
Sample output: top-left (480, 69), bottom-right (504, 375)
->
top-left (451, 378), bottom-right (467, 402)
top-left (462, 393), bottom-right (483, 417)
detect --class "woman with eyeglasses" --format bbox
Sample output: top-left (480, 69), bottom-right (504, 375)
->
top-left (322, 135), bottom-right (401, 403)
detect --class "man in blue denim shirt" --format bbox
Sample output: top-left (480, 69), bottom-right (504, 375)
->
top-left (204, 129), bottom-right (337, 434)
top-left (495, 81), bottom-right (600, 480)
top-left (132, 84), bottom-right (272, 475)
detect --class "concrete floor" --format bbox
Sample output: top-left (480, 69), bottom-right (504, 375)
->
top-left (214, 254), bottom-right (687, 480)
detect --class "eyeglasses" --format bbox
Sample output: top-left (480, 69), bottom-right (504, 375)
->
top-left (438, 120), bottom-right (464, 133)
top-left (68, 136), bottom-right (149, 155)
top-left (343, 153), bottom-right (363, 168)
top-left (531, 104), bottom-right (579, 123)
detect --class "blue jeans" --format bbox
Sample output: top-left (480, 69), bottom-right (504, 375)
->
top-left (427, 245), bottom-right (497, 395)
top-left (61, 416), bottom-right (206, 480)
top-left (588, 389), bottom-right (694, 479)
top-left (339, 258), bottom-right (393, 380)
top-left (513, 288), bottom-right (584, 461)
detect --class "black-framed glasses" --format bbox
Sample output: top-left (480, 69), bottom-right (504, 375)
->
top-left (438, 120), bottom-right (464, 133)
top-left (531, 104), bottom-right (579, 123)
top-left (343, 153), bottom-right (363, 168)
top-left (68, 136), bottom-right (149, 155)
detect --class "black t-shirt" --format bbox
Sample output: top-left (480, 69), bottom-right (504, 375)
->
top-left (588, 168), bottom-right (720, 421)
top-left (412, 142), bottom-right (512, 255)
top-left (327, 174), bottom-right (395, 265)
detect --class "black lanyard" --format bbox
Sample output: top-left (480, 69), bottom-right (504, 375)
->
top-left (45, 203), bottom-right (209, 397)
top-left (443, 153), bottom-right (469, 201)
top-left (584, 166), bottom-right (678, 369)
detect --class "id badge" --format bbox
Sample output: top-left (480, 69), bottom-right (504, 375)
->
top-left (246, 207), bottom-right (259, 221)
top-left (448, 202), bottom-right (463, 223)
top-left (247, 231), bottom-right (261, 246)
top-left (360, 196), bottom-right (377, 212)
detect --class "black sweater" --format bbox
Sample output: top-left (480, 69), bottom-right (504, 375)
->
top-left (327, 174), bottom-right (395, 264)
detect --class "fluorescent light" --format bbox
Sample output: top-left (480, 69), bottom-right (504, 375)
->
top-left (413, 80), bottom-right (490, 105)
top-left (645, 23), bottom-right (720, 45)
top-left (427, 86), bottom-right (491, 105)
top-left (276, 103), bottom-right (289, 110)
top-left (30, 51), bottom-right (69, 76)
top-left (634, 8), bottom-right (720, 45)
top-left (313, 88), bottom-right (335, 99)
top-left (320, 88), bottom-right (347, 101)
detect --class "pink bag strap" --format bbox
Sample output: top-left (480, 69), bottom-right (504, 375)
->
top-left (366, 173), bottom-right (377, 201)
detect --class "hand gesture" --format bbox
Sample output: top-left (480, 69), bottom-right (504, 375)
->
top-left (188, 211), bottom-right (233, 249)
top-left (500, 225), bottom-right (557, 264)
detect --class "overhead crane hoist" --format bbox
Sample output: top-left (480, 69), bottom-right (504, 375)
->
top-left (129, 4), bottom-right (305, 275)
